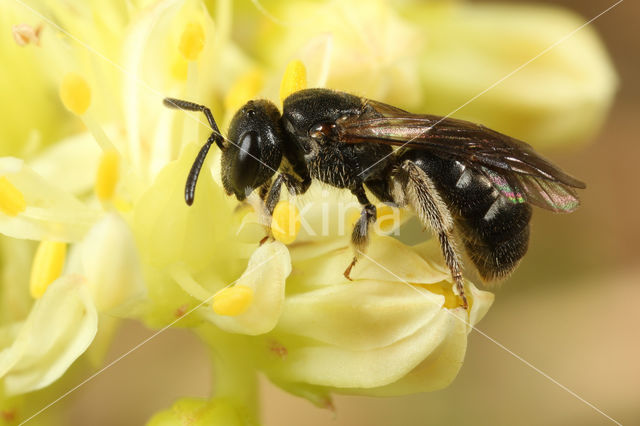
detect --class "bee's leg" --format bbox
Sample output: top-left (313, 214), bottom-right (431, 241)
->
top-left (264, 173), bottom-right (311, 216)
top-left (344, 186), bottom-right (377, 280)
top-left (258, 179), bottom-right (272, 201)
top-left (260, 173), bottom-right (311, 243)
top-left (394, 161), bottom-right (468, 309)
top-left (254, 181), bottom-right (272, 245)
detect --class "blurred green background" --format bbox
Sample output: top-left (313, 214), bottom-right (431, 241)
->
top-left (42, 0), bottom-right (636, 425)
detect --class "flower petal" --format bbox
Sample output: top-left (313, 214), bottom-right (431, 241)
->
top-left (289, 235), bottom-right (449, 292)
top-left (121, 0), bottom-right (237, 180)
top-left (147, 397), bottom-right (244, 426)
top-left (79, 213), bottom-right (147, 315)
top-left (0, 158), bottom-right (100, 242)
top-left (252, 0), bottom-right (423, 108)
top-left (263, 280), bottom-right (492, 391)
top-left (265, 303), bottom-right (454, 389)
top-left (133, 144), bottom-right (241, 274)
top-left (277, 280), bottom-right (445, 351)
top-left (30, 130), bottom-right (103, 196)
top-left (0, 236), bottom-right (35, 324)
top-left (203, 242), bottom-right (291, 335)
top-left (412, 2), bottom-right (617, 147)
top-left (0, 275), bottom-right (97, 395)
top-left (356, 284), bottom-right (494, 396)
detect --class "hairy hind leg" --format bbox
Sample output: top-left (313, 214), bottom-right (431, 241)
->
top-left (344, 185), bottom-right (377, 280)
top-left (393, 160), bottom-right (468, 309)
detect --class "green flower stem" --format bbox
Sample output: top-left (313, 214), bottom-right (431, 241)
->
top-left (197, 325), bottom-right (259, 426)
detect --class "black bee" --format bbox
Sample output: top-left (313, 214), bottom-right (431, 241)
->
top-left (164, 88), bottom-right (585, 309)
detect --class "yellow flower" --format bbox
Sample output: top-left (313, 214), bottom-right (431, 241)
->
top-left (191, 185), bottom-right (493, 399)
top-left (0, 0), bottom-right (617, 423)
top-left (0, 275), bottom-right (97, 395)
top-left (147, 397), bottom-right (245, 426)
top-left (239, 0), bottom-right (617, 148)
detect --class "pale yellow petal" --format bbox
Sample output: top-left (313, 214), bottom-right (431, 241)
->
top-left (147, 397), bottom-right (244, 426)
top-left (29, 131), bottom-right (102, 196)
top-left (265, 306), bottom-right (455, 389)
top-left (0, 237), bottom-right (34, 323)
top-left (358, 284), bottom-right (493, 395)
top-left (263, 276), bottom-right (492, 391)
top-left (354, 308), bottom-right (469, 396)
top-left (133, 144), bottom-right (238, 273)
top-left (289, 235), bottom-right (448, 291)
top-left (0, 275), bottom-right (97, 395)
top-left (0, 158), bottom-right (100, 242)
top-left (121, 0), bottom-right (233, 178)
top-left (413, 2), bottom-right (617, 147)
top-left (79, 213), bottom-right (146, 315)
top-left (202, 242), bottom-right (291, 335)
top-left (277, 280), bottom-right (445, 351)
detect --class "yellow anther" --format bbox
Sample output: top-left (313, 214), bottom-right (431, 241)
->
top-left (0, 176), bottom-right (26, 216)
top-left (95, 150), bottom-right (120, 201)
top-left (279, 60), bottom-right (307, 105)
top-left (178, 21), bottom-right (205, 61)
top-left (170, 55), bottom-right (189, 81)
top-left (30, 241), bottom-right (67, 299)
top-left (60, 72), bottom-right (91, 115)
top-left (224, 69), bottom-right (264, 112)
top-left (376, 204), bottom-right (398, 233)
top-left (212, 286), bottom-right (254, 316)
top-left (271, 201), bottom-right (301, 245)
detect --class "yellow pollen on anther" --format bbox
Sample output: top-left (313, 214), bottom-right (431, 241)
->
top-left (224, 69), bottom-right (264, 112)
top-left (212, 286), bottom-right (254, 316)
top-left (272, 201), bottom-right (301, 245)
top-left (60, 73), bottom-right (91, 115)
top-left (279, 60), bottom-right (307, 105)
top-left (95, 150), bottom-right (120, 202)
top-left (178, 21), bottom-right (205, 61)
top-left (0, 176), bottom-right (26, 216)
top-left (30, 241), bottom-right (67, 299)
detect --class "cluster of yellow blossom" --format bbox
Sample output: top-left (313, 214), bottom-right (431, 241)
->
top-left (0, 0), bottom-right (615, 424)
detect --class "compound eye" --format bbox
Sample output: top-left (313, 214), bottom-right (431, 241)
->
top-left (231, 130), bottom-right (261, 196)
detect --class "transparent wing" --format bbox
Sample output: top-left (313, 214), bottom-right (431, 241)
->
top-left (338, 99), bottom-right (585, 213)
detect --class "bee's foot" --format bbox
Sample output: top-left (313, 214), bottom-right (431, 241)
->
top-left (460, 293), bottom-right (469, 310)
top-left (454, 278), bottom-right (469, 310)
top-left (343, 257), bottom-right (358, 281)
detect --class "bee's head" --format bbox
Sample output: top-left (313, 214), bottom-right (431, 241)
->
top-left (222, 100), bottom-right (283, 200)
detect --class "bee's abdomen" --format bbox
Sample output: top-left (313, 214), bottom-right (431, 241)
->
top-left (400, 151), bottom-right (532, 280)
